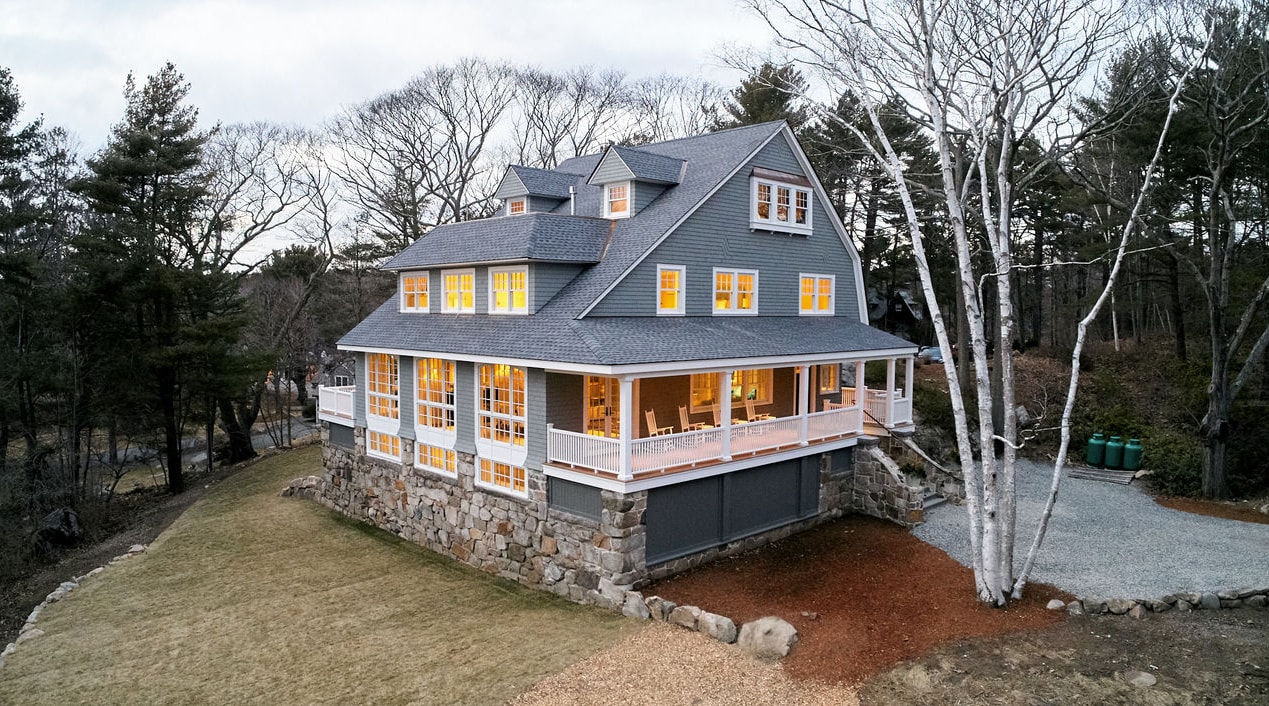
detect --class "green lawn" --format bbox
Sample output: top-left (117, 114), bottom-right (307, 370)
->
top-left (0, 446), bottom-right (633, 705)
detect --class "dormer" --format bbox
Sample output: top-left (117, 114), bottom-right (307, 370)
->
top-left (587, 145), bottom-right (685, 219)
top-left (493, 165), bottom-right (579, 216)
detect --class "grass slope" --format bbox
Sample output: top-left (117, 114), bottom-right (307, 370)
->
top-left (0, 446), bottom-right (631, 705)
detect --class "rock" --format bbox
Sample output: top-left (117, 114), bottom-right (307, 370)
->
top-left (1149, 600), bottom-right (1172, 612)
top-left (1, 643), bottom-right (15, 658)
top-left (14, 628), bottom-right (43, 645)
top-left (737, 616), bottom-right (799, 661)
top-left (644, 595), bottom-right (676, 621)
top-left (1128, 604), bottom-right (1148, 620)
top-left (1174, 599), bottom-right (1192, 612)
top-left (622, 592), bottom-right (651, 620)
top-left (1235, 587), bottom-right (1260, 599)
top-left (127, 544), bottom-right (147, 554)
top-left (1107, 598), bottom-right (1135, 615)
top-left (25, 605), bottom-right (42, 624)
top-left (697, 612), bottom-right (738, 644)
top-left (36, 507), bottom-right (82, 547)
top-left (1218, 588), bottom-right (1241, 600)
top-left (1121, 670), bottom-right (1157, 687)
top-left (668, 605), bottom-right (702, 630)
top-left (1246, 595), bottom-right (1267, 608)
top-left (1220, 599), bottom-right (1243, 609)
top-left (1066, 601), bottom-right (1085, 616)
top-left (1179, 592), bottom-right (1202, 606)
top-left (280, 475), bottom-right (322, 500)
top-left (1083, 597), bottom-right (1108, 614)
top-left (1259, 502), bottom-right (1269, 515)
top-left (1199, 593), bottom-right (1221, 610)
top-left (1046, 599), bottom-right (1066, 610)
top-left (86, 567), bottom-right (104, 579)
top-left (1160, 594), bottom-right (1179, 605)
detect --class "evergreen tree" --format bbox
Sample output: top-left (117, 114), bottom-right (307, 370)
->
top-left (715, 63), bottom-right (809, 130)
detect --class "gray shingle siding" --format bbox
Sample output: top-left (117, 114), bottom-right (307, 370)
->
top-left (545, 372), bottom-right (584, 431)
top-left (632, 184), bottom-right (665, 215)
top-left (589, 137), bottom-right (860, 319)
top-left (527, 195), bottom-right (563, 214)
top-left (353, 352), bottom-right (366, 426)
top-left (454, 361), bottom-right (476, 454)
top-left (398, 356), bottom-right (415, 438)
top-left (526, 367), bottom-right (547, 471)
top-left (532, 263), bottom-right (585, 312)
top-left (590, 150), bottom-right (636, 185)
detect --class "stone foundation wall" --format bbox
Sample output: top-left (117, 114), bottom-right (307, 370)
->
top-left (851, 437), bottom-right (925, 527)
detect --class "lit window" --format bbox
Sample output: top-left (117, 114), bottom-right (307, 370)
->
top-left (657, 264), bottom-right (685, 316)
top-left (799, 274), bottom-right (834, 315)
top-left (367, 353), bottom-right (399, 420)
top-left (817, 364), bottom-right (840, 394)
top-left (751, 176), bottom-right (811, 234)
top-left (489, 266), bottom-right (528, 314)
top-left (508, 197), bottom-right (526, 215)
top-left (442, 268), bottom-right (475, 313)
top-left (367, 431), bottom-right (400, 461)
top-left (478, 364), bottom-right (526, 447)
top-left (479, 458), bottom-right (526, 494)
top-left (713, 268), bottom-right (758, 315)
top-left (689, 369), bottom-right (773, 413)
top-left (605, 182), bottom-right (630, 218)
top-left (416, 442), bottom-right (456, 475)
top-left (400, 273), bottom-right (429, 312)
top-left (416, 358), bottom-right (455, 434)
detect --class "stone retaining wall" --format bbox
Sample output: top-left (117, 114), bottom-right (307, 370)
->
top-left (1061, 587), bottom-right (1269, 618)
top-left (850, 437), bottom-right (925, 527)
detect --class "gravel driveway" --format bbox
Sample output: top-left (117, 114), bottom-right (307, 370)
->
top-left (914, 460), bottom-right (1269, 598)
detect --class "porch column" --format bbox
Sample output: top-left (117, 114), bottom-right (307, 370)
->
top-left (886, 357), bottom-right (897, 427)
top-left (854, 361), bottom-right (865, 432)
top-left (905, 356), bottom-right (915, 401)
top-left (797, 365), bottom-right (810, 446)
top-left (618, 375), bottom-right (634, 481)
top-left (719, 369), bottom-right (733, 461)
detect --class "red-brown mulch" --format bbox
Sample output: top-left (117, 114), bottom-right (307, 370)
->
top-left (649, 515), bottom-right (1070, 685)
top-left (1154, 496), bottom-right (1269, 525)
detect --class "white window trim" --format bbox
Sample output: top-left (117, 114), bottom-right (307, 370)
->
top-left (365, 430), bottom-right (401, 463)
top-left (398, 271), bottom-right (430, 313)
top-left (750, 176), bottom-right (812, 235)
top-left (487, 265), bottom-right (530, 315)
top-left (441, 268), bottom-right (476, 314)
top-left (365, 353), bottom-right (400, 436)
top-left (799, 273), bottom-right (835, 316)
top-left (507, 197), bottom-right (527, 216)
top-left (474, 457), bottom-right (529, 498)
top-left (414, 441), bottom-right (458, 477)
top-left (656, 264), bottom-right (686, 316)
top-left (688, 369), bottom-right (774, 414)
top-left (414, 358), bottom-right (457, 447)
top-left (712, 267), bottom-right (759, 316)
top-left (474, 364), bottom-right (529, 468)
top-left (604, 181), bottom-right (633, 219)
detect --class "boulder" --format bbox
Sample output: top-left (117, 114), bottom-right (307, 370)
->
top-left (1083, 597), bottom-right (1108, 614)
top-left (1106, 598), bottom-right (1135, 615)
top-left (1120, 670), bottom-right (1157, 687)
top-left (1174, 599), bottom-right (1192, 612)
top-left (737, 616), bottom-right (798, 660)
top-left (1128, 604), bottom-right (1148, 620)
top-left (622, 592), bottom-right (651, 620)
top-left (1066, 601), bottom-right (1085, 616)
top-left (1199, 593), bottom-right (1221, 611)
top-left (668, 605), bottom-right (702, 630)
top-left (1149, 600), bottom-right (1172, 613)
top-left (14, 628), bottom-right (43, 646)
top-left (1045, 599), bottom-right (1066, 610)
top-left (36, 508), bottom-right (82, 547)
top-left (644, 595), bottom-right (676, 621)
top-left (280, 475), bottom-right (322, 500)
top-left (1246, 595), bottom-right (1267, 609)
top-left (697, 612), bottom-right (738, 644)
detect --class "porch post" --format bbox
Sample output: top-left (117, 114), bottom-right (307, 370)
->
top-left (797, 365), bottom-right (810, 446)
top-left (618, 375), bottom-right (634, 481)
top-left (905, 355), bottom-right (915, 409)
top-left (855, 361), bottom-right (865, 431)
top-left (719, 369), bottom-right (732, 461)
top-left (886, 357), bottom-right (897, 426)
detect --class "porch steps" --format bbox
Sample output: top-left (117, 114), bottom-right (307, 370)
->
top-left (923, 491), bottom-right (947, 510)
top-left (1067, 465), bottom-right (1135, 485)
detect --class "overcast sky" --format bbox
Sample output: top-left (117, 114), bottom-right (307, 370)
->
top-left (2, 0), bottom-right (774, 152)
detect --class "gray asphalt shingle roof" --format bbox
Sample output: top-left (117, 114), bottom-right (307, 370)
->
top-left (590, 145), bottom-right (686, 185)
top-left (502, 165), bottom-right (580, 199)
top-left (380, 213), bottom-right (613, 270)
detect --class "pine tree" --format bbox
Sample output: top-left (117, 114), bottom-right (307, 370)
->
top-left (715, 63), bottom-right (809, 130)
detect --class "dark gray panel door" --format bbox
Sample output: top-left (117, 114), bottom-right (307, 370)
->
top-left (723, 459), bottom-right (801, 539)
top-left (646, 476), bottom-right (722, 564)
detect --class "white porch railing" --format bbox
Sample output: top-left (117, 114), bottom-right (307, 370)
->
top-left (630, 427), bottom-right (725, 474)
top-left (807, 406), bottom-right (863, 441)
top-left (546, 427), bottom-right (621, 474)
top-left (318, 385), bottom-right (355, 425)
top-left (843, 387), bottom-right (913, 427)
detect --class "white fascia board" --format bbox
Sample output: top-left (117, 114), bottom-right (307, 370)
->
top-left (577, 126), bottom-right (785, 318)
top-left (778, 128), bottom-right (871, 324)
top-left (336, 343), bottom-right (917, 378)
top-left (382, 256), bottom-right (536, 272)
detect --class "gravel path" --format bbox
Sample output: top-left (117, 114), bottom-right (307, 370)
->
top-left (914, 460), bottom-right (1269, 598)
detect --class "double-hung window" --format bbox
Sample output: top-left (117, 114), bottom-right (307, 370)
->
top-left (489, 266), bottom-right (528, 314)
top-left (442, 268), bottom-right (475, 313)
top-left (751, 172), bottom-right (812, 235)
top-left (476, 364), bottom-right (527, 495)
top-left (713, 268), bottom-right (758, 315)
top-left (416, 358), bottom-right (455, 436)
top-left (400, 272), bottom-right (429, 312)
top-left (366, 353), bottom-right (400, 461)
top-left (799, 274), bottom-right (835, 315)
top-left (507, 197), bottom-right (526, 215)
top-left (605, 182), bottom-right (631, 219)
top-left (656, 264), bottom-right (685, 315)
top-left (689, 369), bottom-right (774, 413)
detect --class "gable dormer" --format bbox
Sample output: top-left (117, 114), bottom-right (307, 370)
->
top-left (493, 165), bottom-right (580, 216)
top-left (587, 145), bottom-right (685, 219)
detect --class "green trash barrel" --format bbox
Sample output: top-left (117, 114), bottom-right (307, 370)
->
top-left (1105, 435), bottom-right (1125, 469)
top-left (1085, 433), bottom-right (1106, 467)
top-left (1123, 438), bottom-right (1143, 472)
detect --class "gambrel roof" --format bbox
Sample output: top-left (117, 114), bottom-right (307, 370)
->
top-left (382, 213), bottom-right (612, 269)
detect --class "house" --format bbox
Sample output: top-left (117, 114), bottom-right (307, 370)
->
top-left (317, 121), bottom-right (919, 609)
top-left (868, 287), bottom-right (927, 341)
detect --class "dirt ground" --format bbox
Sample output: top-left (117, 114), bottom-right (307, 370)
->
top-left (1155, 495), bottom-right (1269, 525)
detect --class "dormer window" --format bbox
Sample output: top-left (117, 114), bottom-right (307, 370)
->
top-left (400, 272), bottom-right (429, 312)
top-left (442, 268), bottom-right (475, 313)
top-left (605, 182), bottom-right (631, 219)
top-left (507, 197), bottom-right (526, 216)
top-left (751, 169), bottom-right (812, 235)
top-left (489, 266), bottom-right (528, 314)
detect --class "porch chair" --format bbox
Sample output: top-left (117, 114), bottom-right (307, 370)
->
top-left (645, 410), bottom-right (673, 437)
top-left (678, 405), bottom-right (708, 432)
top-left (745, 399), bottom-right (774, 423)
top-left (712, 403), bottom-right (747, 428)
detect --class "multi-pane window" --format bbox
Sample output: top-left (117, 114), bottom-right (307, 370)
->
top-left (367, 431), bottom-right (400, 460)
top-left (799, 274), bottom-right (835, 315)
top-left (416, 358), bottom-right (455, 432)
top-left (752, 176), bottom-right (811, 234)
top-left (478, 364), bottom-right (526, 447)
top-left (508, 197), bottom-right (526, 215)
top-left (442, 268), bottom-right (475, 313)
top-left (605, 182), bottom-right (630, 218)
top-left (817, 364), bottom-right (840, 394)
top-left (479, 458), bottom-right (526, 494)
top-left (400, 273), bottom-right (429, 312)
top-left (367, 353), bottom-right (399, 420)
top-left (713, 268), bottom-right (758, 314)
top-left (489, 266), bottom-right (528, 314)
top-left (657, 264), bottom-right (685, 315)
top-left (689, 369), bottom-right (774, 412)
top-left (416, 442), bottom-right (457, 475)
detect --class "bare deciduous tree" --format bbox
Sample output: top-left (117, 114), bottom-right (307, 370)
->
top-left (509, 67), bottom-right (629, 168)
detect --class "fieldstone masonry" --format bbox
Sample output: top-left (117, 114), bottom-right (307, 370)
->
top-left (850, 437), bottom-right (925, 527)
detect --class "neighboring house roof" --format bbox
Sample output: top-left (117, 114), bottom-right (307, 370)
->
top-left (339, 296), bottom-right (912, 368)
top-left (493, 165), bottom-right (579, 200)
top-left (381, 213), bottom-right (613, 269)
top-left (868, 288), bottom-right (925, 322)
top-left (588, 145), bottom-right (686, 185)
